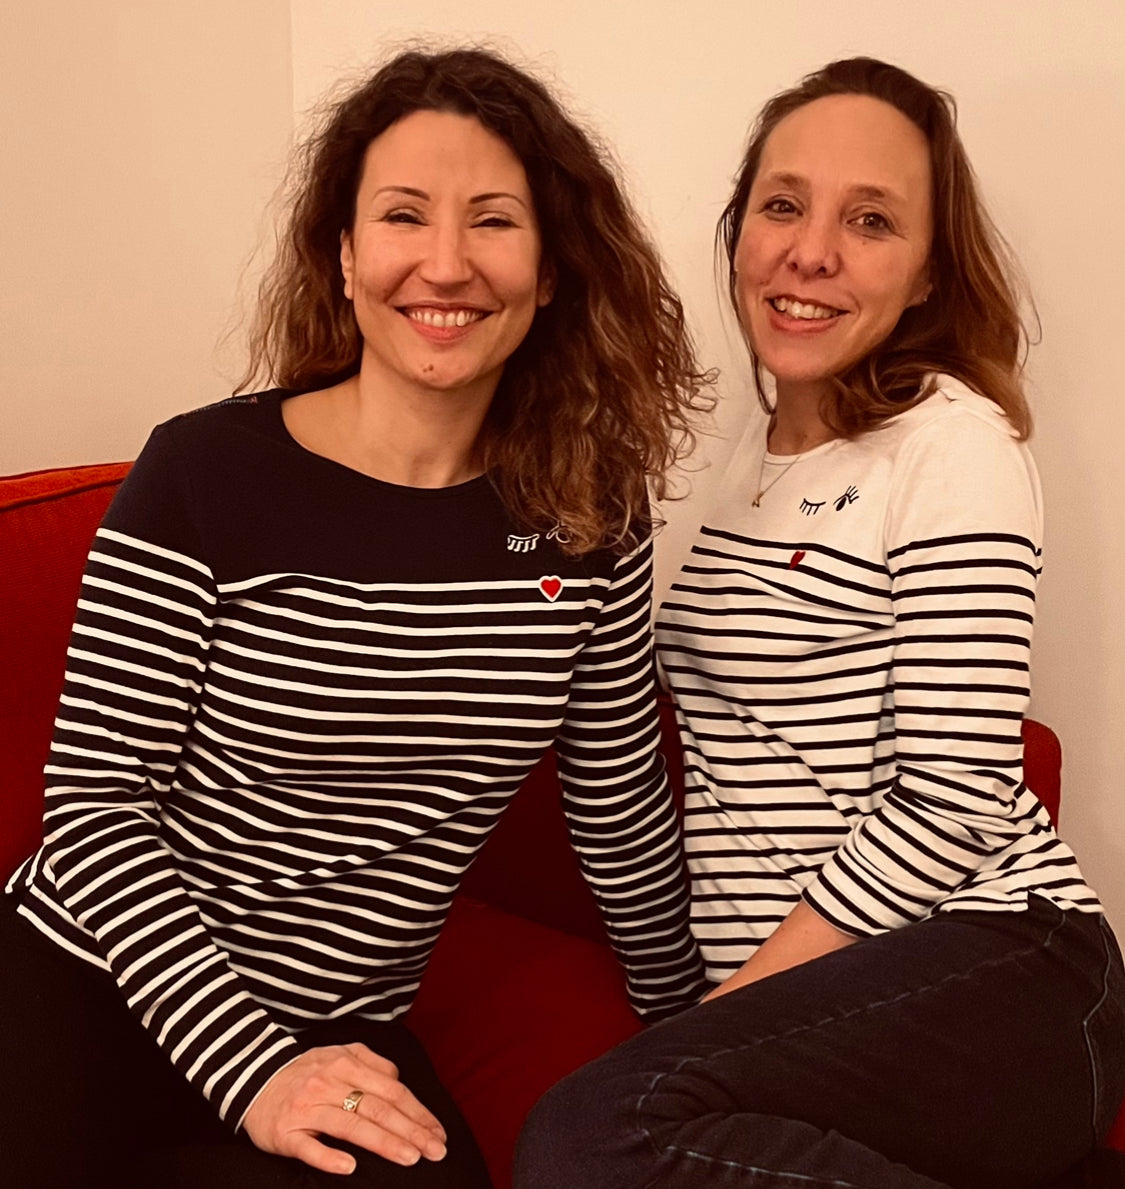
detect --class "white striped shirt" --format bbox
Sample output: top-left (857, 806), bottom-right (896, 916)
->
top-left (8, 392), bottom-right (705, 1125)
top-left (657, 379), bottom-right (1100, 982)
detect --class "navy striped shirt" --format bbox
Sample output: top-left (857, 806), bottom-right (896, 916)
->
top-left (9, 392), bottom-right (705, 1125)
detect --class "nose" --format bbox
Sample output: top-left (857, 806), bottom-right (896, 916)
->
top-left (419, 221), bottom-right (473, 287)
top-left (785, 214), bottom-right (840, 278)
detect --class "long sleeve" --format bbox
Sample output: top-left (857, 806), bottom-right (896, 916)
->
top-left (32, 425), bottom-right (301, 1127)
top-left (661, 383), bottom-right (1097, 982)
top-left (803, 406), bottom-right (1047, 935)
top-left (555, 541), bottom-right (708, 1018)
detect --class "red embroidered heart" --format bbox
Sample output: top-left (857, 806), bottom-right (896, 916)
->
top-left (789, 551), bottom-right (806, 569)
top-left (539, 575), bottom-right (563, 601)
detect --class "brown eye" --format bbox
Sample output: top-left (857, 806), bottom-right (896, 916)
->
top-left (855, 211), bottom-right (891, 232)
top-left (764, 198), bottom-right (798, 216)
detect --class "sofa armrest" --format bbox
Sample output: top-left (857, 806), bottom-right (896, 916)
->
top-left (1, 463), bottom-right (131, 881)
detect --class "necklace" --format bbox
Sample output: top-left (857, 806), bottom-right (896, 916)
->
top-left (752, 451), bottom-right (798, 507)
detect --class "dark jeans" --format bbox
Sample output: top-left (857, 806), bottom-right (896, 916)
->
top-left (0, 895), bottom-right (491, 1189)
top-left (514, 896), bottom-right (1125, 1189)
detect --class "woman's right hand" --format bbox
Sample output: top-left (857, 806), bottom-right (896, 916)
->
top-left (242, 1043), bottom-right (448, 1175)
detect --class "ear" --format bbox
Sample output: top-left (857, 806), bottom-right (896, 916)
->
top-left (340, 230), bottom-right (355, 301)
top-left (908, 272), bottom-right (932, 308)
top-left (536, 259), bottom-right (557, 308)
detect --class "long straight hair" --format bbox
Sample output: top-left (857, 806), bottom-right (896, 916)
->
top-left (718, 57), bottom-right (1031, 438)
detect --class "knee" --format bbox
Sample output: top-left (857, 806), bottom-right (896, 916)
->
top-left (514, 1052), bottom-right (712, 1189)
top-left (514, 1060), bottom-right (653, 1189)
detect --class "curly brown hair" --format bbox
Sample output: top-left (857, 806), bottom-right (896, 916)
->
top-left (240, 47), bottom-right (713, 555)
top-left (718, 57), bottom-right (1031, 439)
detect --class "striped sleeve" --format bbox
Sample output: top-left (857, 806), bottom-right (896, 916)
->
top-left (554, 541), bottom-right (708, 1018)
top-left (38, 428), bottom-right (301, 1127)
top-left (804, 410), bottom-right (1045, 936)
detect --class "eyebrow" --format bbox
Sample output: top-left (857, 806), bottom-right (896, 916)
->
top-left (372, 185), bottom-right (529, 209)
top-left (847, 183), bottom-right (907, 205)
top-left (470, 191), bottom-right (529, 208)
top-left (760, 171), bottom-right (908, 206)
top-left (374, 186), bottom-right (429, 200)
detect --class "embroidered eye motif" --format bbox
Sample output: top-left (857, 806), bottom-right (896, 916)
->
top-left (799, 499), bottom-right (825, 516)
top-left (507, 533), bottom-right (540, 553)
top-left (834, 486), bottom-right (859, 511)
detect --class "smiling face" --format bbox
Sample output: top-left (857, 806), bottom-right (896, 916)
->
top-left (734, 94), bottom-right (933, 404)
top-left (340, 109), bottom-right (552, 404)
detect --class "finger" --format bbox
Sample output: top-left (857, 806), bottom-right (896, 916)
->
top-left (286, 1131), bottom-right (358, 1176)
top-left (329, 1053), bottom-right (446, 1140)
top-left (320, 1107), bottom-right (425, 1166)
top-left (358, 1090), bottom-right (448, 1161)
top-left (343, 1043), bottom-right (400, 1080)
top-left (321, 1102), bottom-right (447, 1165)
top-left (358, 1070), bottom-right (447, 1140)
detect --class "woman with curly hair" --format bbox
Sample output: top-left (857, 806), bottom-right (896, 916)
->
top-left (1, 47), bottom-right (710, 1189)
top-left (515, 57), bottom-right (1125, 1189)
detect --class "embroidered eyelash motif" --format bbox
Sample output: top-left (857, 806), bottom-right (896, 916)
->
top-left (799, 499), bottom-right (825, 516)
top-left (834, 486), bottom-right (859, 511)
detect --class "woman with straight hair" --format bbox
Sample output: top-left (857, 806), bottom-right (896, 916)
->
top-left (0, 46), bottom-right (711, 1189)
top-left (515, 57), bottom-right (1125, 1189)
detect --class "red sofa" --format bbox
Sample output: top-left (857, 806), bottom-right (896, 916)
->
top-left (3, 461), bottom-right (1123, 1186)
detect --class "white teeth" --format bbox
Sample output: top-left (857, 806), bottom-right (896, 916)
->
top-left (771, 297), bottom-right (839, 320)
top-left (407, 308), bottom-right (484, 328)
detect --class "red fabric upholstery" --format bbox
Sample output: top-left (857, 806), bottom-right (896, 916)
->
top-left (1111, 1112), bottom-right (1125, 1160)
top-left (2, 460), bottom-right (1121, 1184)
top-left (0, 462), bottom-right (131, 879)
top-left (1022, 717), bottom-right (1062, 826)
top-left (408, 897), bottom-right (643, 1189)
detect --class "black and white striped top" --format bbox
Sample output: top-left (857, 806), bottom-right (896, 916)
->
top-left (657, 379), bottom-right (1100, 982)
top-left (8, 392), bottom-right (705, 1126)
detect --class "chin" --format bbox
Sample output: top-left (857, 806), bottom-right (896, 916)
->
top-left (414, 365), bottom-right (496, 394)
top-left (414, 373), bottom-right (473, 392)
top-left (759, 360), bottom-right (839, 389)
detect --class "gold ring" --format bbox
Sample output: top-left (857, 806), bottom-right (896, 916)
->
top-left (342, 1089), bottom-right (364, 1113)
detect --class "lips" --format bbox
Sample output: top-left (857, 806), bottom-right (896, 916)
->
top-left (401, 306), bottom-right (491, 329)
top-left (768, 295), bottom-right (845, 321)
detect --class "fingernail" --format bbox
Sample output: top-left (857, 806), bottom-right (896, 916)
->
top-left (425, 1141), bottom-right (447, 1162)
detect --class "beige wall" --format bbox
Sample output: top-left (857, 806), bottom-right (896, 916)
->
top-left (0, 1), bottom-right (293, 471)
top-left (4, 0), bottom-right (1123, 934)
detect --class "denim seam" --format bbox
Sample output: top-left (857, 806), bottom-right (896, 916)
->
top-left (1081, 919), bottom-right (1114, 1142)
top-left (635, 907), bottom-right (1070, 1183)
top-left (645, 1143), bottom-right (865, 1189)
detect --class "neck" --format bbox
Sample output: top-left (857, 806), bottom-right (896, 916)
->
top-left (769, 381), bottom-right (836, 455)
top-left (350, 369), bottom-right (493, 487)
top-left (284, 369), bottom-right (495, 488)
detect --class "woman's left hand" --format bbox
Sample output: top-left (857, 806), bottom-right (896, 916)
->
top-left (242, 1043), bottom-right (448, 1175)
